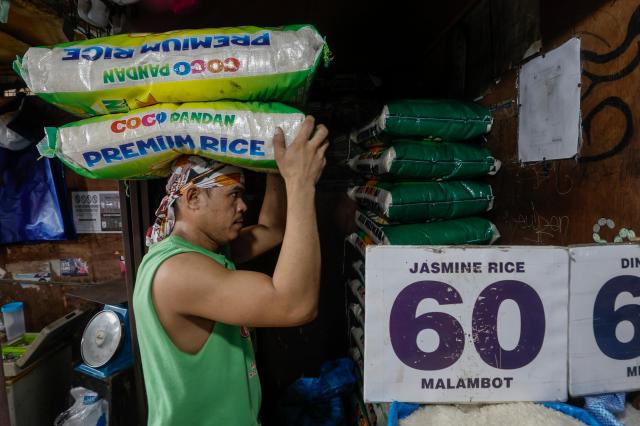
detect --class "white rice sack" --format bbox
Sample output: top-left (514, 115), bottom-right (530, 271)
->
top-left (39, 101), bottom-right (305, 179)
top-left (15, 25), bottom-right (327, 117)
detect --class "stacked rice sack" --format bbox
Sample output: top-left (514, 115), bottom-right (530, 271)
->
top-left (15, 25), bottom-right (328, 178)
top-left (344, 99), bottom-right (500, 426)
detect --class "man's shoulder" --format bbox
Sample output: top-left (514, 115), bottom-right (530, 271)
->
top-left (154, 251), bottom-right (229, 288)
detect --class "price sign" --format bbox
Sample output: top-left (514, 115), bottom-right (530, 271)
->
top-left (364, 246), bottom-right (569, 403)
top-left (569, 244), bottom-right (640, 396)
top-left (72, 191), bottom-right (121, 233)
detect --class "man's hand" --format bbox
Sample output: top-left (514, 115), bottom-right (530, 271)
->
top-left (274, 116), bottom-right (329, 188)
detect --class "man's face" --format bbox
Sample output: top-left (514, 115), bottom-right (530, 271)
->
top-left (198, 184), bottom-right (247, 244)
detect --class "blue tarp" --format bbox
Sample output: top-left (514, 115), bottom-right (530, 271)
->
top-left (0, 145), bottom-right (74, 244)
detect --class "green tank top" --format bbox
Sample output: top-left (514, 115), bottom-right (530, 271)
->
top-left (133, 235), bottom-right (261, 426)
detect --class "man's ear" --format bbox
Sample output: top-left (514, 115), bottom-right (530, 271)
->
top-left (183, 186), bottom-right (202, 211)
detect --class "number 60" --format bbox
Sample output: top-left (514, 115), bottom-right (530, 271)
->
top-left (389, 280), bottom-right (546, 371)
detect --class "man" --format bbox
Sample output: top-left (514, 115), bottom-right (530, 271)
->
top-left (133, 116), bottom-right (329, 425)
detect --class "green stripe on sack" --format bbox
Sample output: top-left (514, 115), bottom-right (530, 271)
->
top-left (356, 212), bottom-right (498, 246)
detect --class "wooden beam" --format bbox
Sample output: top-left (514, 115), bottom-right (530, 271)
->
top-left (0, 31), bottom-right (29, 62)
top-left (425, 0), bottom-right (484, 56)
top-left (118, 180), bottom-right (149, 424)
top-left (1, 0), bottom-right (66, 46)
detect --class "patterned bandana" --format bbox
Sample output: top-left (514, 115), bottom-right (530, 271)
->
top-left (146, 156), bottom-right (244, 246)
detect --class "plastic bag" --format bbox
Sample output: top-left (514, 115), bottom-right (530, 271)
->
top-left (278, 358), bottom-right (357, 426)
top-left (0, 145), bottom-right (75, 244)
top-left (54, 387), bottom-right (108, 426)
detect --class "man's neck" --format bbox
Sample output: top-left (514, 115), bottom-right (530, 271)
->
top-left (171, 222), bottom-right (221, 253)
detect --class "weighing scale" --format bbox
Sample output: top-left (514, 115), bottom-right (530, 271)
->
top-left (75, 304), bottom-right (133, 379)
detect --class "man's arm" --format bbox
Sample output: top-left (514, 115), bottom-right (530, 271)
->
top-left (230, 174), bottom-right (286, 264)
top-left (153, 117), bottom-right (328, 327)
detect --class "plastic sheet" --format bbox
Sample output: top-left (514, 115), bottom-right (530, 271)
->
top-left (0, 145), bottom-right (74, 244)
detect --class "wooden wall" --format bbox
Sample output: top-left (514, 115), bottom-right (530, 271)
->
top-left (0, 173), bottom-right (124, 331)
top-left (481, 0), bottom-right (640, 246)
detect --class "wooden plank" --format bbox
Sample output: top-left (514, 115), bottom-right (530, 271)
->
top-left (65, 171), bottom-right (119, 192)
top-left (0, 31), bottom-right (29, 62)
top-left (0, 0), bottom-right (66, 46)
top-left (481, 0), bottom-right (640, 245)
top-left (3, 234), bottom-right (124, 283)
top-left (118, 180), bottom-right (148, 424)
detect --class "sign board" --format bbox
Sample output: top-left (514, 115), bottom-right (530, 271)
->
top-left (72, 191), bottom-right (122, 233)
top-left (569, 244), bottom-right (640, 396)
top-left (364, 246), bottom-right (568, 403)
top-left (518, 37), bottom-right (581, 162)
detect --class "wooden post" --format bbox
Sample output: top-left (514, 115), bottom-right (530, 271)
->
top-left (118, 180), bottom-right (151, 425)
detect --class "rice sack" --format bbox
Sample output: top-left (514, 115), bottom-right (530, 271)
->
top-left (355, 210), bottom-right (499, 245)
top-left (348, 140), bottom-right (501, 180)
top-left (347, 180), bottom-right (494, 223)
top-left (349, 303), bottom-right (364, 327)
top-left (345, 231), bottom-right (374, 258)
top-left (352, 259), bottom-right (365, 283)
top-left (351, 99), bottom-right (492, 146)
top-left (348, 278), bottom-right (365, 307)
top-left (38, 101), bottom-right (305, 179)
top-left (15, 25), bottom-right (326, 117)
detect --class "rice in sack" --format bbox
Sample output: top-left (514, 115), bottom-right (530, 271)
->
top-left (347, 180), bottom-right (494, 223)
top-left (351, 99), bottom-right (492, 146)
top-left (348, 140), bottom-right (501, 180)
top-left (15, 25), bottom-right (327, 117)
top-left (38, 101), bottom-right (305, 179)
top-left (355, 210), bottom-right (500, 245)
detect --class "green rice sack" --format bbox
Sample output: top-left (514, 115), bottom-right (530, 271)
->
top-left (355, 210), bottom-right (500, 245)
top-left (351, 99), bottom-right (492, 146)
top-left (38, 101), bottom-right (305, 179)
top-left (348, 140), bottom-right (501, 180)
top-left (14, 25), bottom-right (326, 117)
top-left (347, 180), bottom-right (494, 223)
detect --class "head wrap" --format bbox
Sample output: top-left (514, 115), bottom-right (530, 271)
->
top-left (146, 156), bottom-right (244, 246)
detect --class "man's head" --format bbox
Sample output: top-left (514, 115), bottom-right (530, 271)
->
top-left (174, 179), bottom-right (247, 245)
top-left (146, 156), bottom-right (245, 246)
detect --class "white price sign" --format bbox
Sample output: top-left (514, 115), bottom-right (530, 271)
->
top-left (569, 244), bottom-right (640, 396)
top-left (364, 246), bottom-right (569, 403)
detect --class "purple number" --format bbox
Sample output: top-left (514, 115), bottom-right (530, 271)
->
top-left (472, 280), bottom-right (545, 369)
top-left (593, 275), bottom-right (640, 360)
top-left (389, 281), bottom-right (465, 370)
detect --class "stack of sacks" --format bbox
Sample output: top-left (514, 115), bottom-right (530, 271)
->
top-left (346, 99), bottom-right (500, 252)
top-left (344, 237), bottom-right (388, 425)
top-left (15, 25), bottom-right (328, 178)
top-left (343, 99), bottom-right (500, 425)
